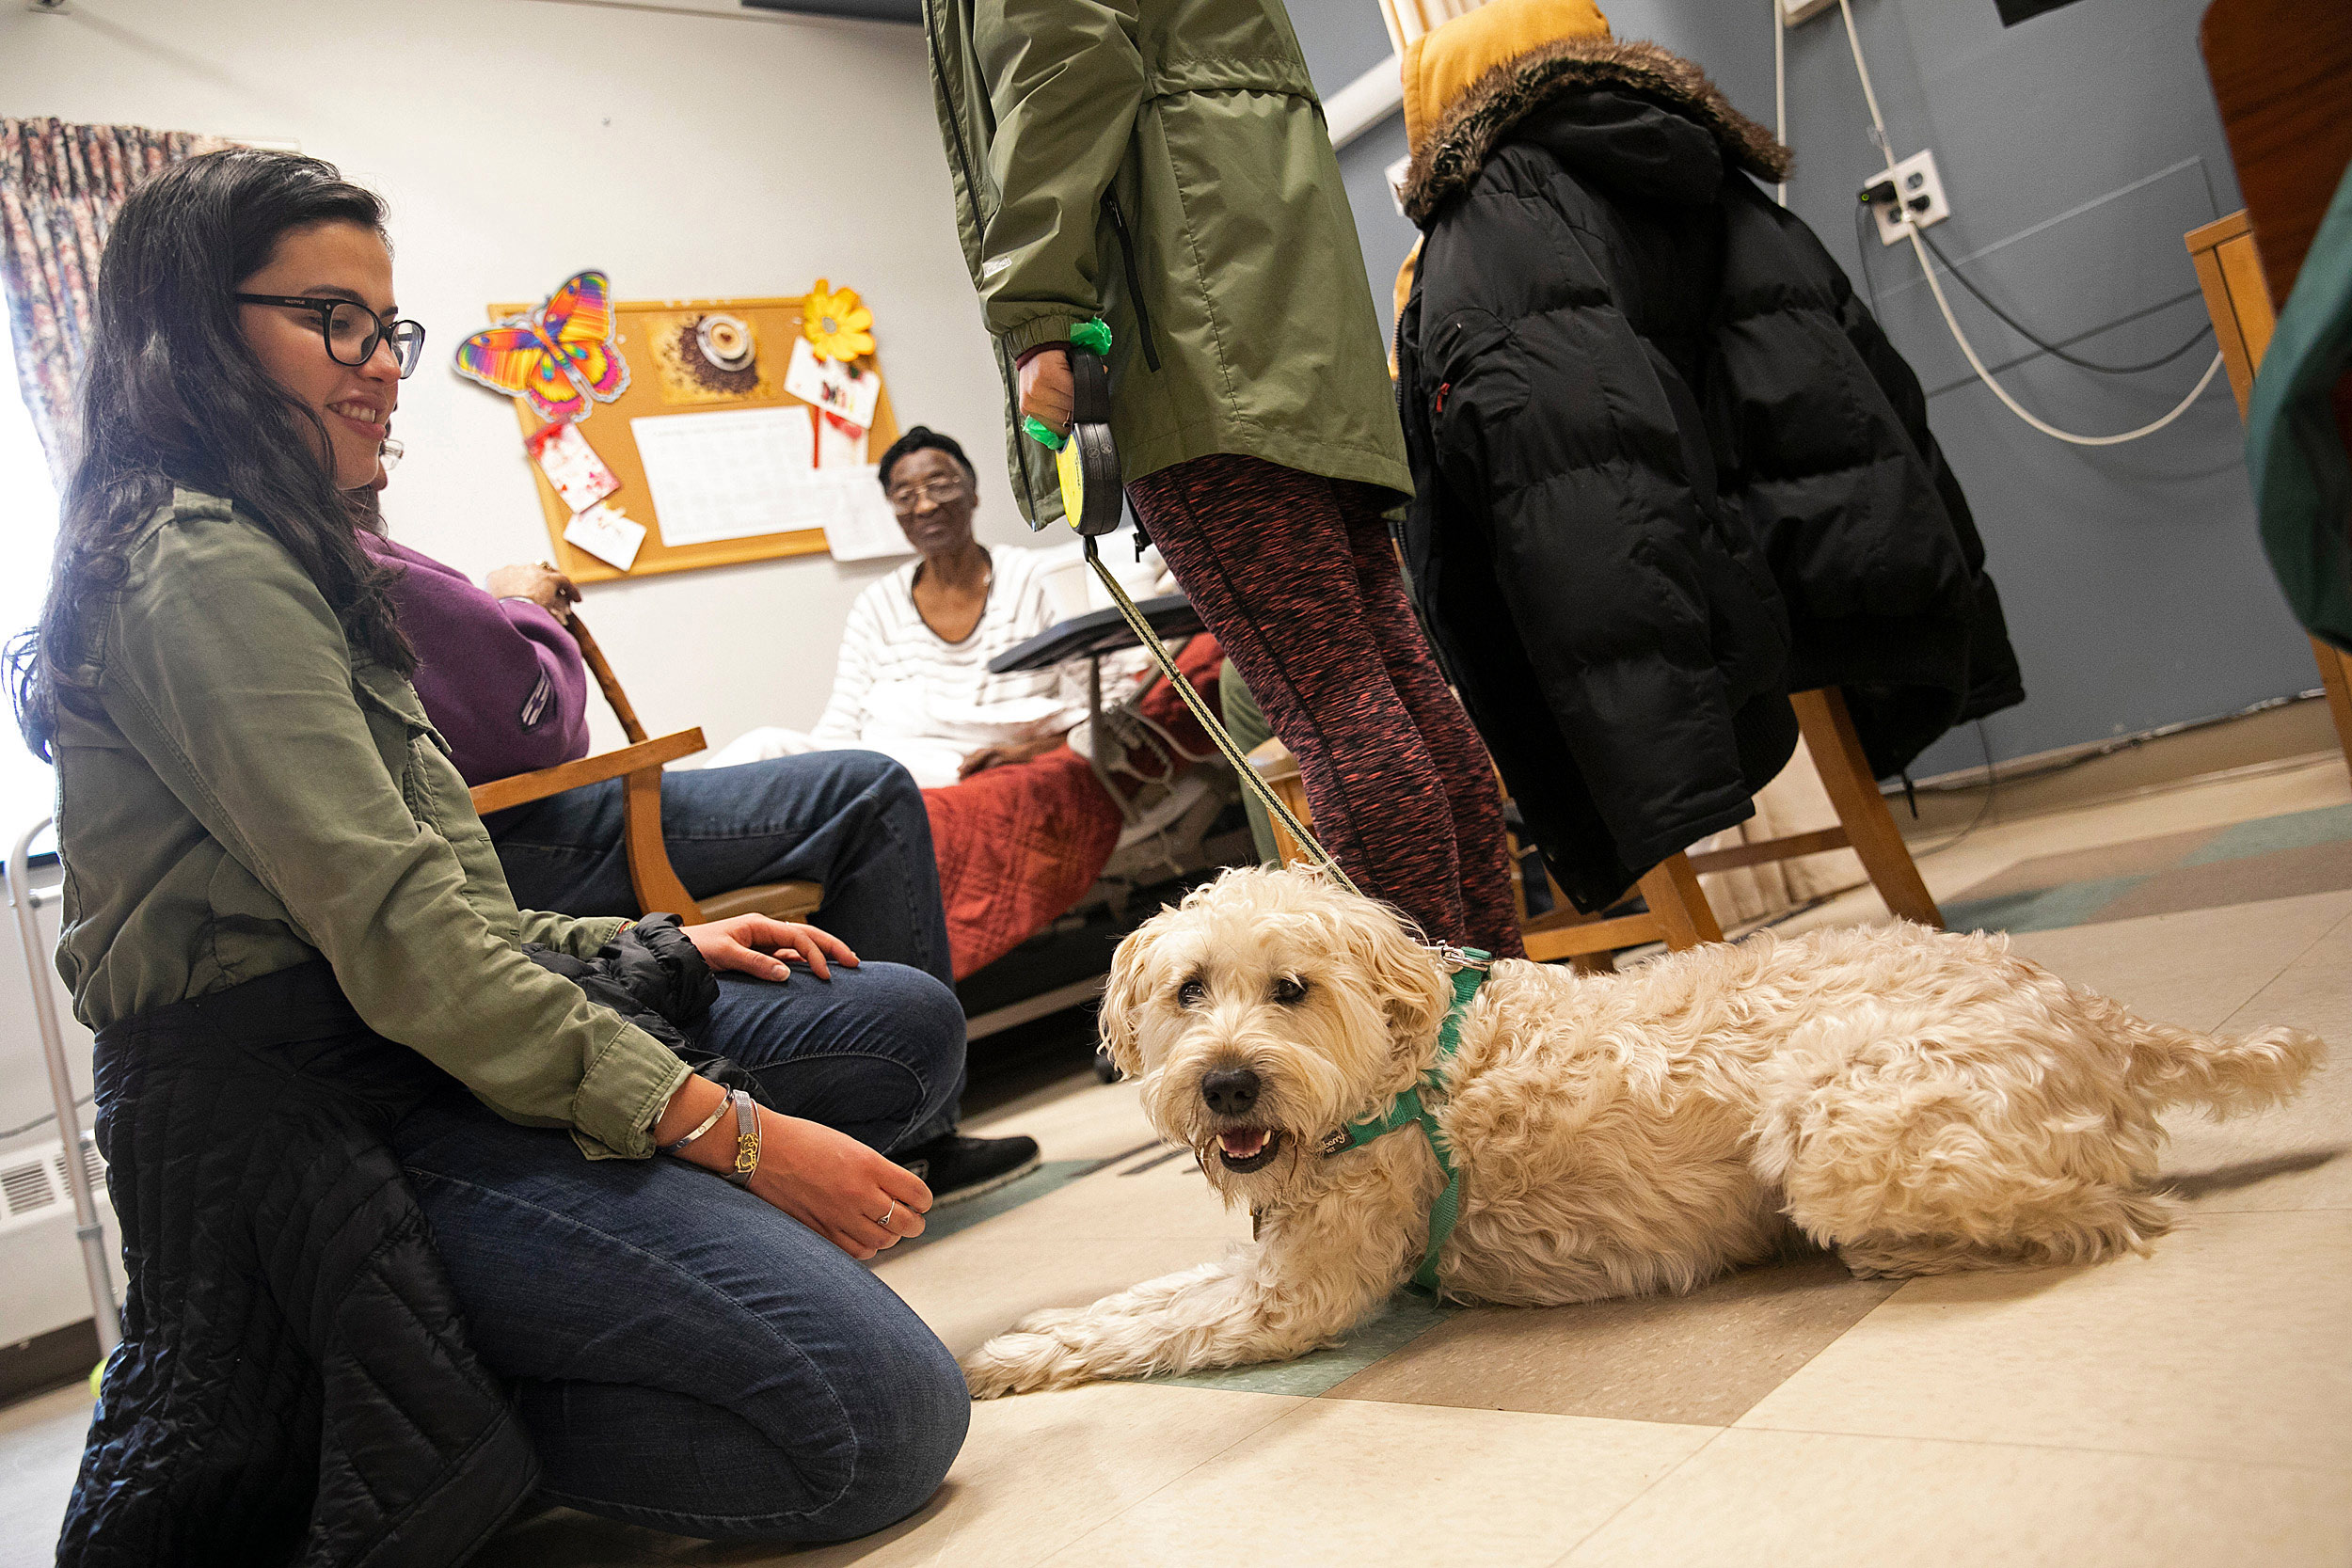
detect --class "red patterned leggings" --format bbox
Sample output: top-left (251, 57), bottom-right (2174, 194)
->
top-left (1128, 453), bottom-right (1524, 958)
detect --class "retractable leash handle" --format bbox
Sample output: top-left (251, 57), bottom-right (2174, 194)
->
top-left (1021, 318), bottom-right (1124, 537)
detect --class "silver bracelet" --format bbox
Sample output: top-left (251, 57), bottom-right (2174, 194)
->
top-left (724, 1089), bottom-right (761, 1188)
top-left (660, 1092), bottom-right (731, 1154)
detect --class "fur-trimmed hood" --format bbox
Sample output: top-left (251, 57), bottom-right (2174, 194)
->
top-left (1400, 37), bottom-right (1792, 226)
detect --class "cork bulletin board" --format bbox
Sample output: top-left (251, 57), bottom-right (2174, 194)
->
top-left (494, 293), bottom-right (903, 584)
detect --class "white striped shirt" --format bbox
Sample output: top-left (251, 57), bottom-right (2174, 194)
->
top-left (808, 546), bottom-right (1089, 785)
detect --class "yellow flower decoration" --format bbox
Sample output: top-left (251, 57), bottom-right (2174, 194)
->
top-left (803, 280), bottom-right (875, 362)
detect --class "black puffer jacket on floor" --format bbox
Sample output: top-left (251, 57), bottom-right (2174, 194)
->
top-left (60, 963), bottom-right (539, 1568)
top-left (1394, 38), bottom-right (2024, 911)
top-left (60, 924), bottom-right (718, 1567)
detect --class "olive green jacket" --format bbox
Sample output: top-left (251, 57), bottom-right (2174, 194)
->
top-left (923, 0), bottom-right (1413, 525)
top-left (51, 491), bottom-right (691, 1159)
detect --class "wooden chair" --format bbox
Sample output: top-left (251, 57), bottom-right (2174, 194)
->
top-left (2185, 0), bottom-right (2352, 781)
top-left (1248, 685), bottom-right (1942, 967)
top-left (468, 613), bottom-right (822, 926)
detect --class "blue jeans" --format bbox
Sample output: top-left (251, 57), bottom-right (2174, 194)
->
top-left (489, 751), bottom-right (955, 987)
top-left (394, 961), bottom-right (973, 1543)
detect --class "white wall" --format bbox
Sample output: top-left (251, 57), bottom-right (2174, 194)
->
top-left (0, 0), bottom-right (1037, 758)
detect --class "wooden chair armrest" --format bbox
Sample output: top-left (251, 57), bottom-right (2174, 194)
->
top-left (469, 728), bottom-right (707, 816)
top-left (697, 881), bottom-right (825, 925)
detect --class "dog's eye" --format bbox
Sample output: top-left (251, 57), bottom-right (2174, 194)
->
top-left (1271, 975), bottom-right (1309, 1006)
top-left (1177, 977), bottom-right (1206, 1007)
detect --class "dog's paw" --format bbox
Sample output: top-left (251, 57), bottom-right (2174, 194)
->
top-left (961, 1331), bottom-right (1090, 1399)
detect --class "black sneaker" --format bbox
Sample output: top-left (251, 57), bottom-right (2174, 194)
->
top-left (897, 1132), bottom-right (1042, 1207)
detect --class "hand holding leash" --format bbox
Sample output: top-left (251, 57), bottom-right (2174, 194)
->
top-left (1018, 350), bottom-right (1074, 438)
top-left (1021, 319), bottom-right (1123, 537)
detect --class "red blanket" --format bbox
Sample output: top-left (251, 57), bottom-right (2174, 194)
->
top-left (925, 635), bottom-right (1224, 979)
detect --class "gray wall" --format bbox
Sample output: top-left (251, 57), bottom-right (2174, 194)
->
top-left (1301, 0), bottom-right (2316, 775)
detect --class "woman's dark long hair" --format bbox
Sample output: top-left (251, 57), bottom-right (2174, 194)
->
top-left (8, 148), bottom-right (413, 760)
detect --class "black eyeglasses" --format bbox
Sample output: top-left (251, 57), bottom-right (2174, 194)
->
top-left (233, 293), bottom-right (427, 378)
top-left (886, 477), bottom-right (969, 515)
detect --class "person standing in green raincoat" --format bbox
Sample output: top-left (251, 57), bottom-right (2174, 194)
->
top-left (921, 0), bottom-right (1524, 956)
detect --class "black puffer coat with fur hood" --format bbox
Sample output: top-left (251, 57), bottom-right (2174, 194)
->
top-left (1395, 38), bottom-right (2023, 911)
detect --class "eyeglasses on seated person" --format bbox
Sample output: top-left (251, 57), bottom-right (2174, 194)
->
top-left (887, 476), bottom-right (969, 514)
top-left (231, 293), bottom-right (427, 378)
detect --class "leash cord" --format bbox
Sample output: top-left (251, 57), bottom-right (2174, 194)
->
top-left (1081, 535), bottom-right (1362, 897)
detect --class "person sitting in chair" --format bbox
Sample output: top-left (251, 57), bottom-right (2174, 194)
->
top-left (359, 456), bottom-right (1039, 1204)
top-left (710, 426), bottom-right (1161, 787)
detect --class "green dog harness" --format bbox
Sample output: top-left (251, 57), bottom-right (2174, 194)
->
top-left (1317, 946), bottom-right (1491, 1295)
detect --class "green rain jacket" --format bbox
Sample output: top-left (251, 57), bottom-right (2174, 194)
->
top-left (2247, 164), bottom-right (2352, 653)
top-left (923, 0), bottom-right (1413, 525)
top-left (49, 490), bottom-right (691, 1160)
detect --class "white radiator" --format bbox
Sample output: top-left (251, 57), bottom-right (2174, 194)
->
top-left (0, 852), bottom-right (119, 1346)
top-left (0, 1135), bottom-right (106, 1238)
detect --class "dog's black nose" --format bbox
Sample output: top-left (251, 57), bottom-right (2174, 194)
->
top-left (1200, 1067), bottom-right (1261, 1117)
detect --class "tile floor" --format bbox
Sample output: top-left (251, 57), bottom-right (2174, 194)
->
top-left (3, 754), bottom-right (2347, 1566)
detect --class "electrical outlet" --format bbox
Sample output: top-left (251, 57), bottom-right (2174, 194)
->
top-left (1780, 0), bottom-right (1836, 24)
top-left (1871, 149), bottom-right (1951, 245)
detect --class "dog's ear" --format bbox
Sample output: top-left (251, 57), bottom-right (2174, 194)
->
top-left (1097, 916), bottom-right (1165, 1079)
top-left (1327, 893), bottom-right (1449, 1052)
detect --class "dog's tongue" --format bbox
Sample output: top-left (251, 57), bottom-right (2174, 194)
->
top-left (1218, 1130), bottom-right (1270, 1159)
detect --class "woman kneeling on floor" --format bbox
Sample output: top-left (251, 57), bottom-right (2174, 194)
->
top-left (11, 149), bottom-right (970, 1563)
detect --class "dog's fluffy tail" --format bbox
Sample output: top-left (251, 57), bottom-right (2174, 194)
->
top-left (2122, 1013), bottom-right (2326, 1117)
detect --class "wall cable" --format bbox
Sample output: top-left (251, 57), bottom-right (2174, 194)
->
top-left (1903, 721), bottom-right (2000, 858)
top-left (1904, 223), bottom-right (2224, 444)
top-left (1851, 201), bottom-right (1883, 312)
top-left (1832, 0), bottom-right (1894, 155)
top-left (1914, 226), bottom-right (2216, 375)
top-left (1772, 0), bottom-right (1788, 207)
top-left (1903, 688), bottom-right (2322, 795)
top-left (1831, 0), bottom-right (2226, 447)
top-left (0, 1093), bottom-right (91, 1144)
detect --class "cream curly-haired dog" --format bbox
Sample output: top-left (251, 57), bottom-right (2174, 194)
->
top-left (962, 866), bottom-right (2325, 1398)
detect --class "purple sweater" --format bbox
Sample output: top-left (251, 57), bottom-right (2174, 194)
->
top-left (365, 535), bottom-right (591, 786)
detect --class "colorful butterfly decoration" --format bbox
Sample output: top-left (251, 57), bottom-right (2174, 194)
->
top-left (453, 270), bottom-right (629, 423)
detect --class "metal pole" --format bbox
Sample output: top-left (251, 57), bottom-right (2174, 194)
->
top-left (1078, 648), bottom-right (1142, 827)
top-left (7, 816), bottom-right (118, 1355)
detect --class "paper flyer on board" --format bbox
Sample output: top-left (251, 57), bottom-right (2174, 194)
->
top-left (785, 337), bottom-right (882, 430)
top-left (630, 406), bottom-right (818, 546)
top-left (819, 467), bottom-right (913, 562)
top-left (564, 502), bottom-right (647, 571)
top-left (526, 420), bottom-right (621, 514)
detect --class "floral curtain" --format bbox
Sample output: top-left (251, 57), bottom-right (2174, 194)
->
top-left (0, 118), bottom-right (217, 480)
